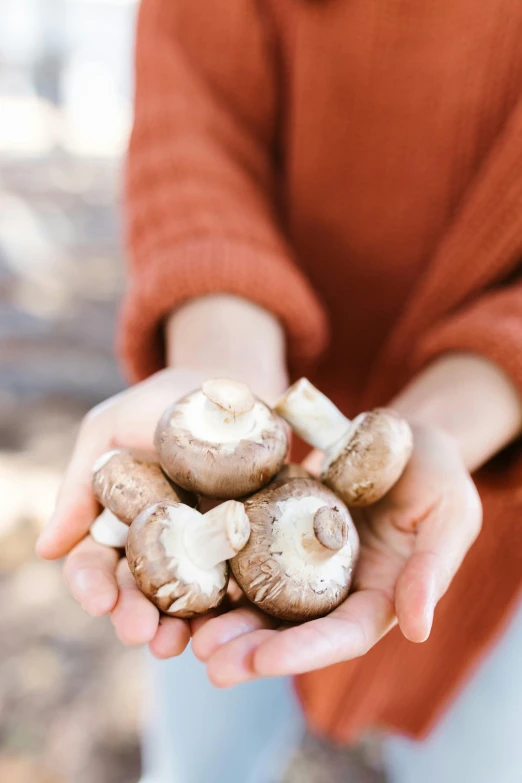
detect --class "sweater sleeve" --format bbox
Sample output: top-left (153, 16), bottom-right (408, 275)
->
top-left (118, 0), bottom-right (328, 382)
top-left (414, 280), bottom-right (522, 394)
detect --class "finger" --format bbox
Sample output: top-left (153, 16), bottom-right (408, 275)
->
top-left (207, 629), bottom-right (278, 688)
top-left (189, 608), bottom-right (223, 637)
top-left (63, 536), bottom-right (119, 616)
top-left (110, 558), bottom-right (160, 646)
top-left (253, 589), bottom-right (396, 677)
top-left (192, 605), bottom-right (278, 663)
top-left (396, 478), bottom-right (482, 643)
top-left (149, 616), bottom-right (191, 659)
top-left (395, 551), bottom-right (441, 643)
top-left (37, 411), bottom-right (111, 560)
top-left (189, 579), bottom-right (248, 637)
top-left (301, 449), bottom-right (324, 477)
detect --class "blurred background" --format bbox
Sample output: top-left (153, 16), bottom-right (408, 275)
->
top-left (0, 1), bottom-right (142, 781)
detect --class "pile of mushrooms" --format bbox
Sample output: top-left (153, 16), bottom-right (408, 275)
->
top-left (87, 377), bottom-right (411, 622)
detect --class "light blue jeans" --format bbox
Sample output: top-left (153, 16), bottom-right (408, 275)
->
top-left (141, 649), bottom-right (305, 783)
top-left (142, 601), bottom-right (522, 783)
top-left (385, 599), bottom-right (522, 783)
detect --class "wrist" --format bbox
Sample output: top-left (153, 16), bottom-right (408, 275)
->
top-left (391, 353), bottom-right (522, 471)
top-left (165, 295), bottom-right (288, 404)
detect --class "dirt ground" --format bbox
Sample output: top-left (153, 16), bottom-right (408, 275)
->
top-left (0, 154), bottom-right (143, 783)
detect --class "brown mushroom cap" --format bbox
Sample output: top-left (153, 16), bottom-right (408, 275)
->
top-left (154, 381), bottom-right (288, 499)
top-left (323, 409), bottom-right (413, 506)
top-left (230, 478), bottom-right (359, 622)
top-left (126, 502), bottom-right (229, 618)
top-left (272, 463), bottom-right (313, 483)
top-left (92, 448), bottom-right (195, 526)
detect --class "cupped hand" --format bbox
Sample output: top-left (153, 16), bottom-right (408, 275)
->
top-left (37, 290), bottom-right (291, 659)
top-left (37, 367), bottom-right (218, 659)
top-left (191, 424), bottom-right (482, 686)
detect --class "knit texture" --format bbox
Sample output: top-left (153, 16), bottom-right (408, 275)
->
top-left (120, 0), bottom-right (522, 743)
top-left (119, 0), bottom-right (328, 379)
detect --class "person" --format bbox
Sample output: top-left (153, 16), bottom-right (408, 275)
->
top-left (37, 1), bottom-right (522, 781)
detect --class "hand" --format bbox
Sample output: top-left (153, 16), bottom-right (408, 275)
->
top-left (37, 368), bottom-right (214, 658)
top-left (190, 424), bottom-right (482, 685)
top-left (37, 364), bottom-right (286, 658)
top-left (37, 294), bottom-right (288, 658)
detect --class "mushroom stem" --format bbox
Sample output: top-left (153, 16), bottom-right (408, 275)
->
top-left (198, 378), bottom-right (258, 441)
top-left (90, 508), bottom-right (129, 548)
top-left (312, 507), bottom-right (349, 552)
top-left (202, 378), bottom-right (255, 416)
top-left (274, 378), bottom-right (351, 451)
top-left (183, 500), bottom-right (251, 571)
top-left (299, 506), bottom-right (350, 562)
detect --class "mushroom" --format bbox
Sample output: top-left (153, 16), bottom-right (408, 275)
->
top-left (154, 378), bottom-right (288, 499)
top-left (272, 463), bottom-right (312, 483)
top-left (274, 379), bottom-right (413, 506)
top-left (230, 478), bottom-right (359, 622)
top-left (90, 508), bottom-right (129, 548)
top-left (126, 500), bottom-right (251, 618)
top-left (91, 447), bottom-right (195, 528)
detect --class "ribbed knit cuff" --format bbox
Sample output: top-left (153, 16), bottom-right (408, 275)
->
top-left (117, 238), bottom-right (329, 382)
top-left (413, 287), bottom-right (522, 395)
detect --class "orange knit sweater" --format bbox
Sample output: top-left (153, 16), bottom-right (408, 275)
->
top-left (120, 0), bottom-right (522, 742)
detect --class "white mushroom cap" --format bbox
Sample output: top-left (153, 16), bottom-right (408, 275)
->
top-left (230, 478), bottom-right (359, 622)
top-left (126, 500), bottom-right (251, 618)
top-left (275, 379), bottom-right (413, 507)
top-left (154, 378), bottom-right (288, 499)
top-left (92, 447), bottom-right (195, 526)
top-left (90, 508), bottom-right (129, 548)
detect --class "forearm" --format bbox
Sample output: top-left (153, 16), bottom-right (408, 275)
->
top-left (165, 294), bottom-right (289, 403)
top-left (392, 352), bottom-right (522, 471)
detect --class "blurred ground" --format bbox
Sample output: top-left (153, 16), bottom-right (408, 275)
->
top-left (0, 3), bottom-right (142, 780)
top-left (0, 152), bottom-right (143, 783)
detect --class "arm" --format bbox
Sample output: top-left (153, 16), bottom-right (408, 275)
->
top-left (119, 0), bottom-right (327, 382)
top-left (392, 352), bottom-right (522, 472)
top-left (165, 295), bottom-right (288, 405)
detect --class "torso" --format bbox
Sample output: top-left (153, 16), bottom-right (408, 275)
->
top-left (270, 0), bottom-right (522, 404)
